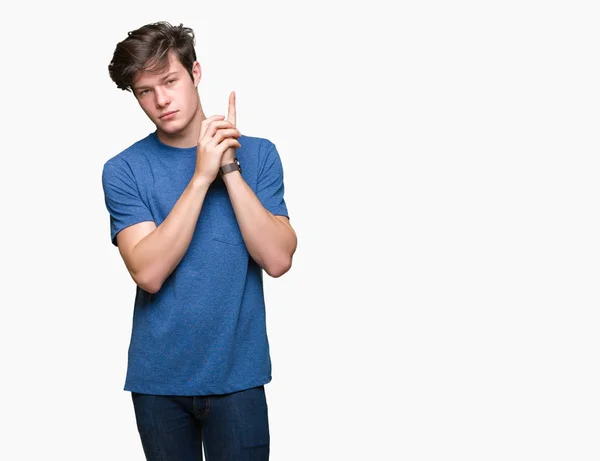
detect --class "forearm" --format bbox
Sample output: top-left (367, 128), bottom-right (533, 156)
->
top-left (131, 176), bottom-right (211, 292)
top-left (222, 171), bottom-right (297, 277)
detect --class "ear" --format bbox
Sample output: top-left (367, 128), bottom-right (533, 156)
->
top-left (192, 61), bottom-right (202, 87)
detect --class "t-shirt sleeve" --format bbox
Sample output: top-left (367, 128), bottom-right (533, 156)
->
top-left (256, 140), bottom-right (289, 219)
top-left (102, 161), bottom-right (155, 246)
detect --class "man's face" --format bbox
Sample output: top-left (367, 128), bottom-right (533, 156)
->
top-left (132, 52), bottom-right (201, 135)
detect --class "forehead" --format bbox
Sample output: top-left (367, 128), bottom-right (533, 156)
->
top-left (133, 52), bottom-right (186, 87)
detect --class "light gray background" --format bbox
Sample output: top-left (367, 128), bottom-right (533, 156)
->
top-left (1, 0), bottom-right (598, 459)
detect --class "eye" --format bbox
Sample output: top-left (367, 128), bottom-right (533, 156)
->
top-left (167, 79), bottom-right (176, 85)
top-left (139, 89), bottom-right (151, 96)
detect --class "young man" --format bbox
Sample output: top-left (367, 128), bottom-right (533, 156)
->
top-left (101, 21), bottom-right (297, 460)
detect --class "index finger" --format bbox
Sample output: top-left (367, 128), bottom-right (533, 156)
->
top-left (227, 91), bottom-right (236, 127)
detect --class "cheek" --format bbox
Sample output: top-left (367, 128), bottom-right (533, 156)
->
top-left (184, 89), bottom-right (198, 111)
top-left (139, 100), bottom-right (157, 118)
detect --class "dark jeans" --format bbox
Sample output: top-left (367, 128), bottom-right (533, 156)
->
top-left (131, 385), bottom-right (270, 461)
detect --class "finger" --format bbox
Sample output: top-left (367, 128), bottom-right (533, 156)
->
top-left (204, 120), bottom-right (236, 140)
top-left (202, 115), bottom-right (225, 127)
top-left (211, 128), bottom-right (242, 145)
top-left (201, 120), bottom-right (233, 142)
top-left (227, 91), bottom-right (236, 127)
top-left (218, 137), bottom-right (241, 153)
top-left (199, 115), bottom-right (225, 139)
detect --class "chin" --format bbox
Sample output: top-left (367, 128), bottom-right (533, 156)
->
top-left (159, 125), bottom-right (180, 135)
top-left (157, 120), bottom-right (186, 135)
top-left (166, 113), bottom-right (194, 130)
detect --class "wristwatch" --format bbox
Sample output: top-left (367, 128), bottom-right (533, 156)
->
top-left (220, 158), bottom-right (242, 176)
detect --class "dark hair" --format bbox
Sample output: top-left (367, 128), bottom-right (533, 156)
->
top-left (108, 21), bottom-right (197, 92)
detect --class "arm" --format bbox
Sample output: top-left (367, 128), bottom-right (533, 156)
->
top-left (222, 171), bottom-right (297, 277)
top-left (116, 176), bottom-right (211, 293)
top-left (104, 115), bottom-right (242, 293)
top-left (218, 92), bottom-right (296, 277)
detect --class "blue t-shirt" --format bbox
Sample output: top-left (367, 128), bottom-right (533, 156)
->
top-left (101, 131), bottom-right (288, 396)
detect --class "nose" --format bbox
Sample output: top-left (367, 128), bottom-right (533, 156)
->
top-left (155, 87), bottom-right (171, 108)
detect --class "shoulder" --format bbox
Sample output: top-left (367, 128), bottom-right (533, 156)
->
top-left (238, 134), bottom-right (279, 164)
top-left (103, 132), bottom-right (155, 173)
top-left (239, 134), bottom-right (273, 152)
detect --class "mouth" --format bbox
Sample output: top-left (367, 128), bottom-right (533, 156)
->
top-left (159, 110), bottom-right (178, 120)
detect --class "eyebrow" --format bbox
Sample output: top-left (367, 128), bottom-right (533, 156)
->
top-left (133, 72), bottom-right (179, 92)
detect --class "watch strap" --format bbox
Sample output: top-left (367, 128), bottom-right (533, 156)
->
top-left (220, 160), bottom-right (241, 176)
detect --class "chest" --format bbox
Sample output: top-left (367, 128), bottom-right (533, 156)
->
top-left (138, 153), bottom-right (257, 248)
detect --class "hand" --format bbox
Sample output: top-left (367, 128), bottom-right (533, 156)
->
top-left (221, 91), bottom-right (238, 167)
top-left (195, 113), bottom-right (241, 183)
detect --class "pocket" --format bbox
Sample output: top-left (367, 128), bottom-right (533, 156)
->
top-left (206, 181), bottom-right (243, 245)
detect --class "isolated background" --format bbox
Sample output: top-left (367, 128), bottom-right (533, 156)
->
top-left (1, 0), bottom-right (598, 459)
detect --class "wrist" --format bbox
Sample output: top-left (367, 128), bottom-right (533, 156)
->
top-left (190, 173), bottom-right (213, 190)
top-left (220, 158), bottom-right (242, 177)
top-left (221, 156), bottom-right (235, 167)
top-left (221, 147), bottom-right (237, 167)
